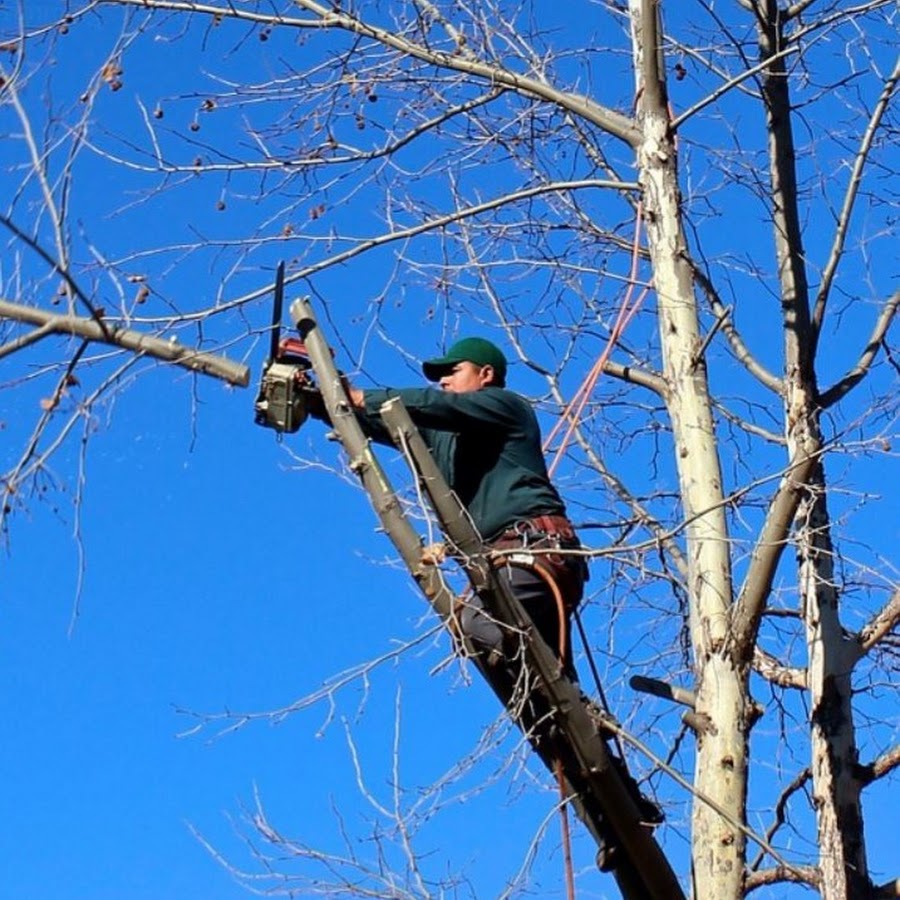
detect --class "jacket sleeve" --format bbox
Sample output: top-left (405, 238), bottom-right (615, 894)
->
top-left (362, 386), bottom-right (524, 434)
top-left (353, 405), bottom-right (397, 447)
top-left (352, 392), bottom-right (444, 449)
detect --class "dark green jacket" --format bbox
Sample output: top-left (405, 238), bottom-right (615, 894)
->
top-left (359, 386), bottom-right (566, 541)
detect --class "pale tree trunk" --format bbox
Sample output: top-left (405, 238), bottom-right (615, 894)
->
top-left (797, 471), bottom-right (869, 899)
top-left (629, 3), bottom-right (746, 898)
top-left (755, 3), bottom-right (869, 896)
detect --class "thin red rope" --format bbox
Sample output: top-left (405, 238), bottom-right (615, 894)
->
top-left (545, 205), bottom-right (648, 478)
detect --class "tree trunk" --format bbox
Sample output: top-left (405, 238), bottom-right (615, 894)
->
top-left (629, 3), bottom-right (746, 898)
top-left (753, 3), bottom-right (871, 895)
top-left (797, 467), bottom-right (870, 899)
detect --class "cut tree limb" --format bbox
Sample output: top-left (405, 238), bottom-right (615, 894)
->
top-left (0, 299), bottom-right (250, 387)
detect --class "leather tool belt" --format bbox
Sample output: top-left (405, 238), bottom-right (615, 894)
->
top-left (487, 514), bottom-right (588, 609)
top-left (492, 514), bottom-right (578, 545)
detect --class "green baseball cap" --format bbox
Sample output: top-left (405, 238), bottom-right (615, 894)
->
top-left (422, 337), bottom-right (508, 383)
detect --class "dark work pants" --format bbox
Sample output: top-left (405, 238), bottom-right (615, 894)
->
top-left (458, 560), bottom-right (577, 680)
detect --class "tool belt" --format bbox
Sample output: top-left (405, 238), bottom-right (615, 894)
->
top-left (487, 514), bottom-right (588, 609)
top-left (492, 514), bottom-right (578, 544)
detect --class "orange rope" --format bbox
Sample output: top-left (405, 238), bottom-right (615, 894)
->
top-left (493, 557), bottom-right (569, 671)
top-left (500, 557), bottom-right (576, 898)
top-left (530, 558), bottom-right (570, 667)
top-left (544, 205), bottom-right (647, 479)
top-left (556, 758), bottom-right (577, 900)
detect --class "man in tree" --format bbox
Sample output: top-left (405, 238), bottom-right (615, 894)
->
top-left (330, 336), bottom-right (588, 677)
top-left (326, 336), bottom-right (664, 870)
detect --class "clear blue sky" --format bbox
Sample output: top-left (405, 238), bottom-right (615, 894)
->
top-left (1, 3), bottom-right (896, 899)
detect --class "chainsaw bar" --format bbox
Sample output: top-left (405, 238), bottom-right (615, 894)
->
top-left (254, 261), bottom-right (314, 434)
top-left (268, 260), bottom-right (286, 363)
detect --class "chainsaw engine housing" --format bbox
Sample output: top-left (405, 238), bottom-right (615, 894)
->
top-left (254, 360), bottom-right (311, 433)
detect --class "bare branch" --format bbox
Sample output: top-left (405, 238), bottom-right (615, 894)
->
top-left (0, 65), bottom-right (77, 312)
top-left (851, 586), bottom-right (900, 660)
top-left (629, 674), bottom-right (696, 708)
top-left (2, 339), bottom-right (88, 511)
top-left (859, 743), bottom-right (900, 785)
top-left (788, 0), bottom-right (895, 33)
top-left (638, 0), bottom-right (664, 112)
top-left (0, 299), bottom-right (250, 386)
top-left (602, 358), bottom-right (667, 395)
top-left (89, 89), bottom-right (508, 176)
top-left (784, 0), bottom-right (821, 19)
top-left (564, 419), bottom-right (690, 581)
top-left (1, 350), bottom-right (140, 536)
top-left (0, 212), bottom-right (105, 324)
top-left (756, 8), bottom-right (816, 391)
top-left (2, 2), bottom-right (896, 895)
top-left (712, 398), bottom-right (786, 446)
top-left (671, 45), bottom-right (800, 130)
top-left (177, 178), bottom-right (640, 322)
top-left (108, 0), bottom-right (643, 146)
top-left (690, 304), bottom-right (731, 371)
top-left (752, 647), bottom-right (806, 689)
top-left (750, 768), bottom-right (811, 870)
top-left (730, 449), bottom-right (819, 660)
top-left (819, 289), bottom-right (900, 408)
top-left (813, 57), bottom-right (900, 337)
top-left (175, 628), bottom-right (445, 741)
top-left (689, 259), bottom-right (783, 394)
top-left (0, 319), bottom-right (56, 356)
top-left (744, 864), bottom-right (820, 893)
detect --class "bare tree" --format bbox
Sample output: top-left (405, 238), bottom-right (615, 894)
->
top-left (1, 1), bottom-right (897, 898)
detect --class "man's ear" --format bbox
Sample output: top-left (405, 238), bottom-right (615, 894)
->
top-left (479, 364), bottom-right (496, 386)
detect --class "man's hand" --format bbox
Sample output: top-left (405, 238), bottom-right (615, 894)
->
top-left (306, 377), bottom-right (363, 422)
top-left (347, 385), bottom-right (365, 408)
top-left (305, 388), bottom-right (330, 422)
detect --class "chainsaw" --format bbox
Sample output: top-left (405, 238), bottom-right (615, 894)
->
top-left (253, 262), bottom-right (317, 434)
